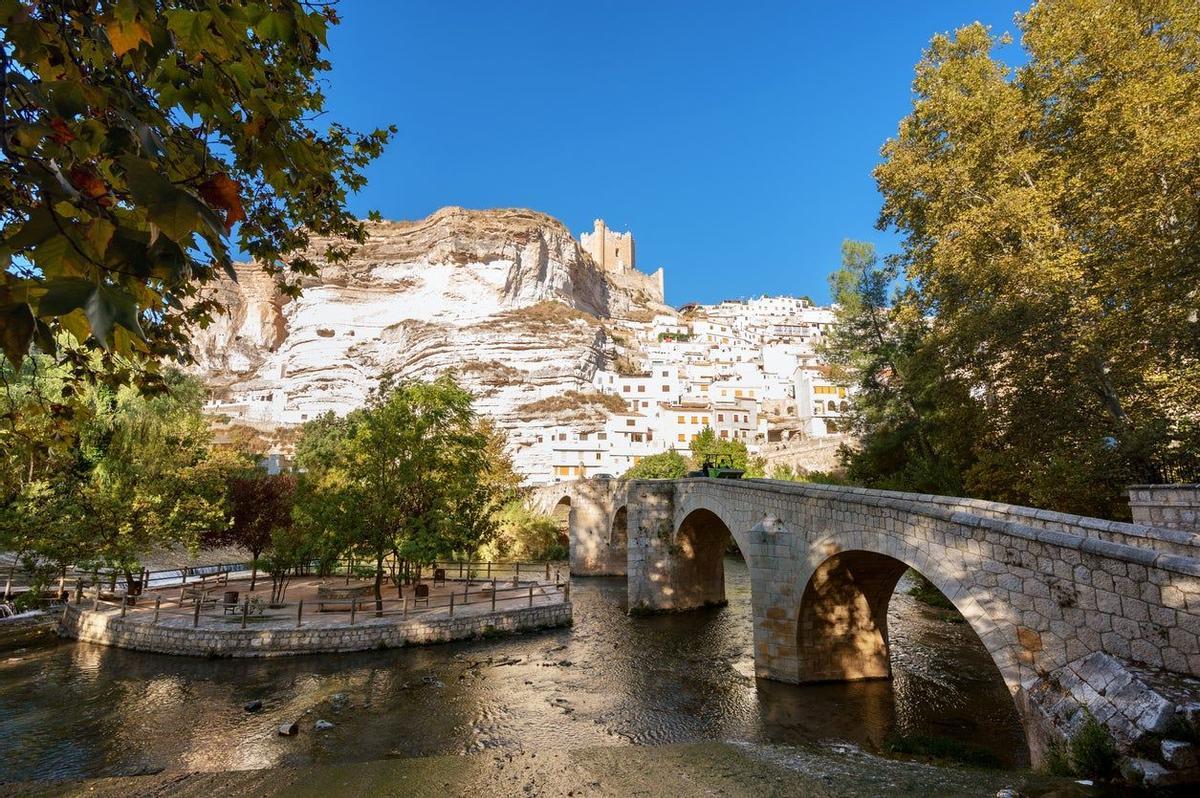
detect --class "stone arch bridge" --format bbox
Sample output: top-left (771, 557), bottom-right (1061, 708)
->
top-left (531, 477), bottom-right (1200, 764)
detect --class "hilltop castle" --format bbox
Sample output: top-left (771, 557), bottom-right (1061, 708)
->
top-left (580, 219), bottom-right (665, 305)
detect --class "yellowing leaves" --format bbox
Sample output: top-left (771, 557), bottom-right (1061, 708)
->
top-left (105, 16), bottom-right (152, 57)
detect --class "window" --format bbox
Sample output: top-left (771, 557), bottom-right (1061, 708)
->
top-left (735, 389), bottom-right (743, 397)
top-left (677, 415), bottom-right (685, 423)
top-left (702, 416), bottom-right (709, 425)
top-left (717, 414), bottom-right (724, 422)
top-left (691, 416), bottom-right (698, 424)
top-left (632, 433), bottom-right (643, 442)
top-left (626, 419), bottom-right (636, 427)
top-left (597, 433), bottom-right (607, 440)
top-left (623, 385), bottom-right (630, 393)
top-left (662, 371), bottom-right (669, 377)
top-left (662, 384), bottom-right (670, 392)
top-left (596, 453), bottom-right (602, 461)
top-left (580, 432), bottom-right (589, 441)
top-left (641, 401), bottom-right (648, 408)
top-left (647, 431), bottom-right (653, 441)
top-left (677, 433), bottom-right (686, 442)
top-left (559, 433), bottom-right (567, 441)
top-left (637, 385), bottom-right (645, 393)
top-left (720, 429), bottom-right (729, 438)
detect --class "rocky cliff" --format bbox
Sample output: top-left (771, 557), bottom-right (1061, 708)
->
top-left (191, 207), bottom-right (671, 475)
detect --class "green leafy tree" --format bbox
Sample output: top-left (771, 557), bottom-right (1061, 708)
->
top-left (293, 376), bottom-right (498, 611)
top-left (622, 449), bottom-right (689, 479)
top-left (854, 0), bottom-right (1200, 516)
top-left (481, 501), bottom-right (566, 562)
top-left (688, 427), bottom-right (751, 471)
top-left (72, 372), bottom-right (240, 586)
top-left (820, 241), bottom-right (977, 494)
top-left (1, 361), bottom-right (239, 589)
top-left (0, 0), bottom-right (393, 386)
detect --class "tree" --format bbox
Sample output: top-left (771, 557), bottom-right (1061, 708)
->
top-left (820, 241), bottom-right (977, 495)
top-left (72, 371), bottom-right (239, 586)
top-left (622, 450), bottom-right (689, 480)
top-left (482, 501), bottom-right (566, 562)
top-left (688, 427), bottom-right (751, 471)
top-left (861, 0), bottom-right (1200, 516)
top-left (0, 360), bottom-right (240, 588)
top-left (204, 471), bottom-right (295, 590)
top-left (293, 376), bottom-right (498, 612)
top-left (0, 0), bottom-right (393, 387)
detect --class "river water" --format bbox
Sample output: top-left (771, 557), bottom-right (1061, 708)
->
top-left (0, 559), bottom-right (1026, 783)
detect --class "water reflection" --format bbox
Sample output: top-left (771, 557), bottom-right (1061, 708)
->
top-left (0, 559), bottom-right (1025, 782)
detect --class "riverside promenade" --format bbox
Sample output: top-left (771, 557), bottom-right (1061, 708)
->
top-left (59, 561), bottom-right (571, 657)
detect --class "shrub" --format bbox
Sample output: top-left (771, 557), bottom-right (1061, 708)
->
top-left (1068, 712), bottom-right (1119, 780)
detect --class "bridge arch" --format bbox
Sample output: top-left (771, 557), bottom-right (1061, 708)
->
top-left (610, 505), bottom-right (628, 546)
top-left (796, 533), bottom-right (1022, 694)
top-left (667, 507), bottom-right (745, 608)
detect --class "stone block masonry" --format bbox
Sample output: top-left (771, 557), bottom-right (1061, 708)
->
top-left (1130, 485), bottom-right (1200, 535)
top-left (60, 601), bottom-right (572, 658)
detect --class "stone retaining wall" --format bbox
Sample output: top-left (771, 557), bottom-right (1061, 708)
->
top-left (59, 601), bottom-right (572, 657)
top-left (1130, 485), bottom-right (1200, 536)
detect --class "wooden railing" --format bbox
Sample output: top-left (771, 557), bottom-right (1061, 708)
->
top-left (76, 567), bottom-right (570, 630)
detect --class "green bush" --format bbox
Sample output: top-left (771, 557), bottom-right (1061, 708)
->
top-left (1069, 713), bottom-right (1119, 780)
top-left (623, 450), bottom-right (689, 480)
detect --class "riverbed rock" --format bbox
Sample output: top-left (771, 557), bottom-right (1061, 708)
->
top-left (243, 699), bottom-right (263, 713)
top-left (1162, 739), bottom-right (1198, 770)
top-left (329, 692), bottom-right (348, 711)
top-left (1124, 757), bottom-right (1170, 786)
top-left (277, 721), bottom-right (299, 736)
top-left (315, 719), bottom-right (335, 731)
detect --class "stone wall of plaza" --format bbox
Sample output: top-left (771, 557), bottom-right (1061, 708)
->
top-left (59, 601), bottom-right (572, 658)
top-left (530, 480), bottom-right (628, 576)
top-left (1129, 485), bottom-right (1200, 533)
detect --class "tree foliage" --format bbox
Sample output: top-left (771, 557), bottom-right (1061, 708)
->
top-left (293, 375), bottom-right (502, 607)
top-left (622, 449), bottom-right (689, 480)
top-left (843, 0), bottom-right (1200, 517)
top-left (689, 426), bottom-right (751, 471)
top-left (204, 470), bottom-right (294, 589)
top-left (0, 358), bottom-right (240, 587)
top-left (0, 0), bottom-right (393, 387)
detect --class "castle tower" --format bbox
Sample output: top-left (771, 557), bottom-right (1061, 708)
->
top-left (581, 218), bottom-right (635, 273)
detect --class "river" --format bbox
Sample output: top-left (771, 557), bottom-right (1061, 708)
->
top-left (0, 559), bottom-right (1027, 782)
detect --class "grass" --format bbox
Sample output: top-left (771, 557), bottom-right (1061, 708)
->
top-left (514, 391), bottom-right (629, 418)
top-left (481, 301), bottom-right (598, 331)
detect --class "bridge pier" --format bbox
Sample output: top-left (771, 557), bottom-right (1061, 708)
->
top-left (529, 480), bottom-right (628, 576)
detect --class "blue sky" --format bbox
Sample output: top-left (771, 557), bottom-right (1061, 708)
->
top-left (323, 1), bottom-right (1026, 306)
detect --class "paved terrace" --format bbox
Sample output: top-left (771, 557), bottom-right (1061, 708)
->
top-left (60, 566), bottom-right (572, 657)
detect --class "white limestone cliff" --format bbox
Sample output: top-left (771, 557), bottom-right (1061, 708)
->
top-left (191, 206), bottom-right (670, 477)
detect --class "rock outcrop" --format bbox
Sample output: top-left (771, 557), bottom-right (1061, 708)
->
top-left (191, 207), bottom-right (671, 476)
